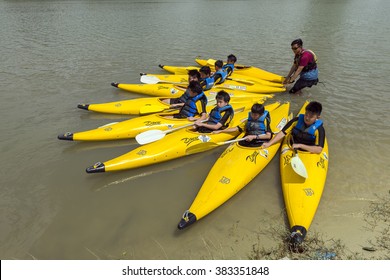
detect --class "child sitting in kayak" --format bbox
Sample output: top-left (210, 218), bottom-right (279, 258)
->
top-left (161, 69), bottom-right (201, 106)
top-left (193, 90), bottom-right (234, 133)
top-left (199, 66), bottom-right (215, 90)
top-left (262, 101), bottom-right (325, 154)
top-left (212, 60), bottom-right (228, 84)
top-left (213, 103), bottom-right (272, 147)
top-left (169, 80), bottom-right (208, 121)
top-left (223, 54), bottom-right (237, 76)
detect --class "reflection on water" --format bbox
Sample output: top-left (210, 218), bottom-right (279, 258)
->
top-left (1, 0), bottom-right (390, 259)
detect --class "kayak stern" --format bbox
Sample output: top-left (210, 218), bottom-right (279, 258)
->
top-left (86, 162), bottom-right (106, 173)
top-left (289, 225), bottom-right (307, 246)
top-left (77, 104), bottom-right (89, 110)
top-left (177, 210), bottom-right (197, 230)
top-left (58, 132), bottom-right (74, 141)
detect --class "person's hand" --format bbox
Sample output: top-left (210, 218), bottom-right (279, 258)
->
top-left (194, 120), bottom-right (204, 126)
top-left (292, 143), bottom-right (302, 149)
top-left (246, 135), bottom-right (256, 141)
top-left (262, 142), bottom-right (270, 149)
top-left (187, 117), bottom-right (196, 121)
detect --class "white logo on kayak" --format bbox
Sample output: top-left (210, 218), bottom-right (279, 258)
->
top-left (198, 135), bottom-right (211, 143)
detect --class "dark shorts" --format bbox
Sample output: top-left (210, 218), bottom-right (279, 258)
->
top-left (289, 78), bottom-right (318, 94)
top-left (238, 139), bottom-right (264, 147)
top-left (170, 98), bottom-right (182, 105)
top-left (172, 113), bottom-right (186, 119)
top-left (197, 126), bottom-right (214, 133)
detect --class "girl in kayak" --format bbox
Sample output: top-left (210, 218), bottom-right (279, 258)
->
top-left (262, 101), bottom-right (325, 154)
top-left (193, 90), bottom-right (234, 133)
top-left (213, 102), bottom-right (272, 147)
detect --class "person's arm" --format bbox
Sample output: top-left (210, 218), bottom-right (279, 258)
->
top-left (293, 125), bottom-right (325, 154)
top-left (288, 65), bottom-right (304, 83)
top-left (196, 108), bottom-right (233, 131)
top-left (213, 126), bottom-right (238, 134)
top-left (226, 67), bottom-right (233, 76)
top-left (284, 64), bottom-right (297, 84)
top-left (188, 99), bottom-right (207, 121)
top-left (196, 121), bottom-right (223, 131)
top-left (261, 131), bottom-right (286, 148)
top-left (262, 117), bottom-right (296, 148)
top-left (212, 73), bottom-right (223, 84)
top-left (292, 143), bottom-right (322, 154)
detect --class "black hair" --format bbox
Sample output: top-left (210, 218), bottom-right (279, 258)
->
top-left (215, 90), bottom-right (230, 103)
top-left (187, 69), bottom-right (201, 80)
top-left (214, 60), bottom-right (224, 69)
top-left (188, 80), bottom-right (203, 94)
top-left (305, 101), bottom-right (322, 115)
top-left (251, 103), bottom-right (265, 115)
top-left (199, 66), bottom-right (211, 76)
top-left (227, 54), bottom-right (237, 63)
top-left (291, 38), bottom-right (303, 47)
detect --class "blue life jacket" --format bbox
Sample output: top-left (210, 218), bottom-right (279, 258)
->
top-left (222, 63), bottom-right (234, 74)
top-left (246, 111), bottom-right (269, 135)
top-left (207, 104), bottom-right (233, 126)
top-left (201, 76), bottom-right (215, 90)
top-left (212, 69), bottom-right (228, 84)
top-left (292, 114), bottom-right (323, 145)
top-left (179, 92), bottom-right (207, 117)
top-left (178, 89), bottom-right (191, 103)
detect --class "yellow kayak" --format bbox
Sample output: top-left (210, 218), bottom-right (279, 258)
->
top-left (159, 59), bottom-right (284, 83)
top-left (58, 98), bottom-right (265, 141)
top-left (177, 102), bottom-right (290, 229)
top-left (85, 102), bottom-right (281, 173)
top-left (140, 73), bottom-right (285, 88)
top-left (280, 101), bottom-right (329, 245)
top-left (112, 81), bottom-right (285, 96)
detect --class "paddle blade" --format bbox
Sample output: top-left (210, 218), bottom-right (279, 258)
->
top-left (139, 105), bottom-right (168, 115)
top-left (140, 75), bottom-right (159, 84)
top-left (135, 129), bottom-right (166, 145)
top-left (291, 154), bottom-right (308, 179)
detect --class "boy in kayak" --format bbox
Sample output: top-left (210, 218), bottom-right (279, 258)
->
top-left (193, 90), bottom-right (234, 133)
top-left (213, 103), bottom-right (272, 147)
top-left (212, 60), bottom-right (228, 84)
top-left (284, 38), bottom-right (319, 94)
top-left (223, 54), bottom-right (237, 76)
top-left (199, 66), bottom-right (215, 90)
top-left (170, 80), bottom-right (208, 121)
top-left (262, 101), bottom-right (324, 154)
top-left (161, 69), bottom-right (201, 106)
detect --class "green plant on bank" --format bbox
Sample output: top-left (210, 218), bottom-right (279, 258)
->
top-left (363, 191), bottom-right (390, 259)
top-left (249, 191), bottom-right (390, 260)
top-left (248, 222), bottom-right (361, 260)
